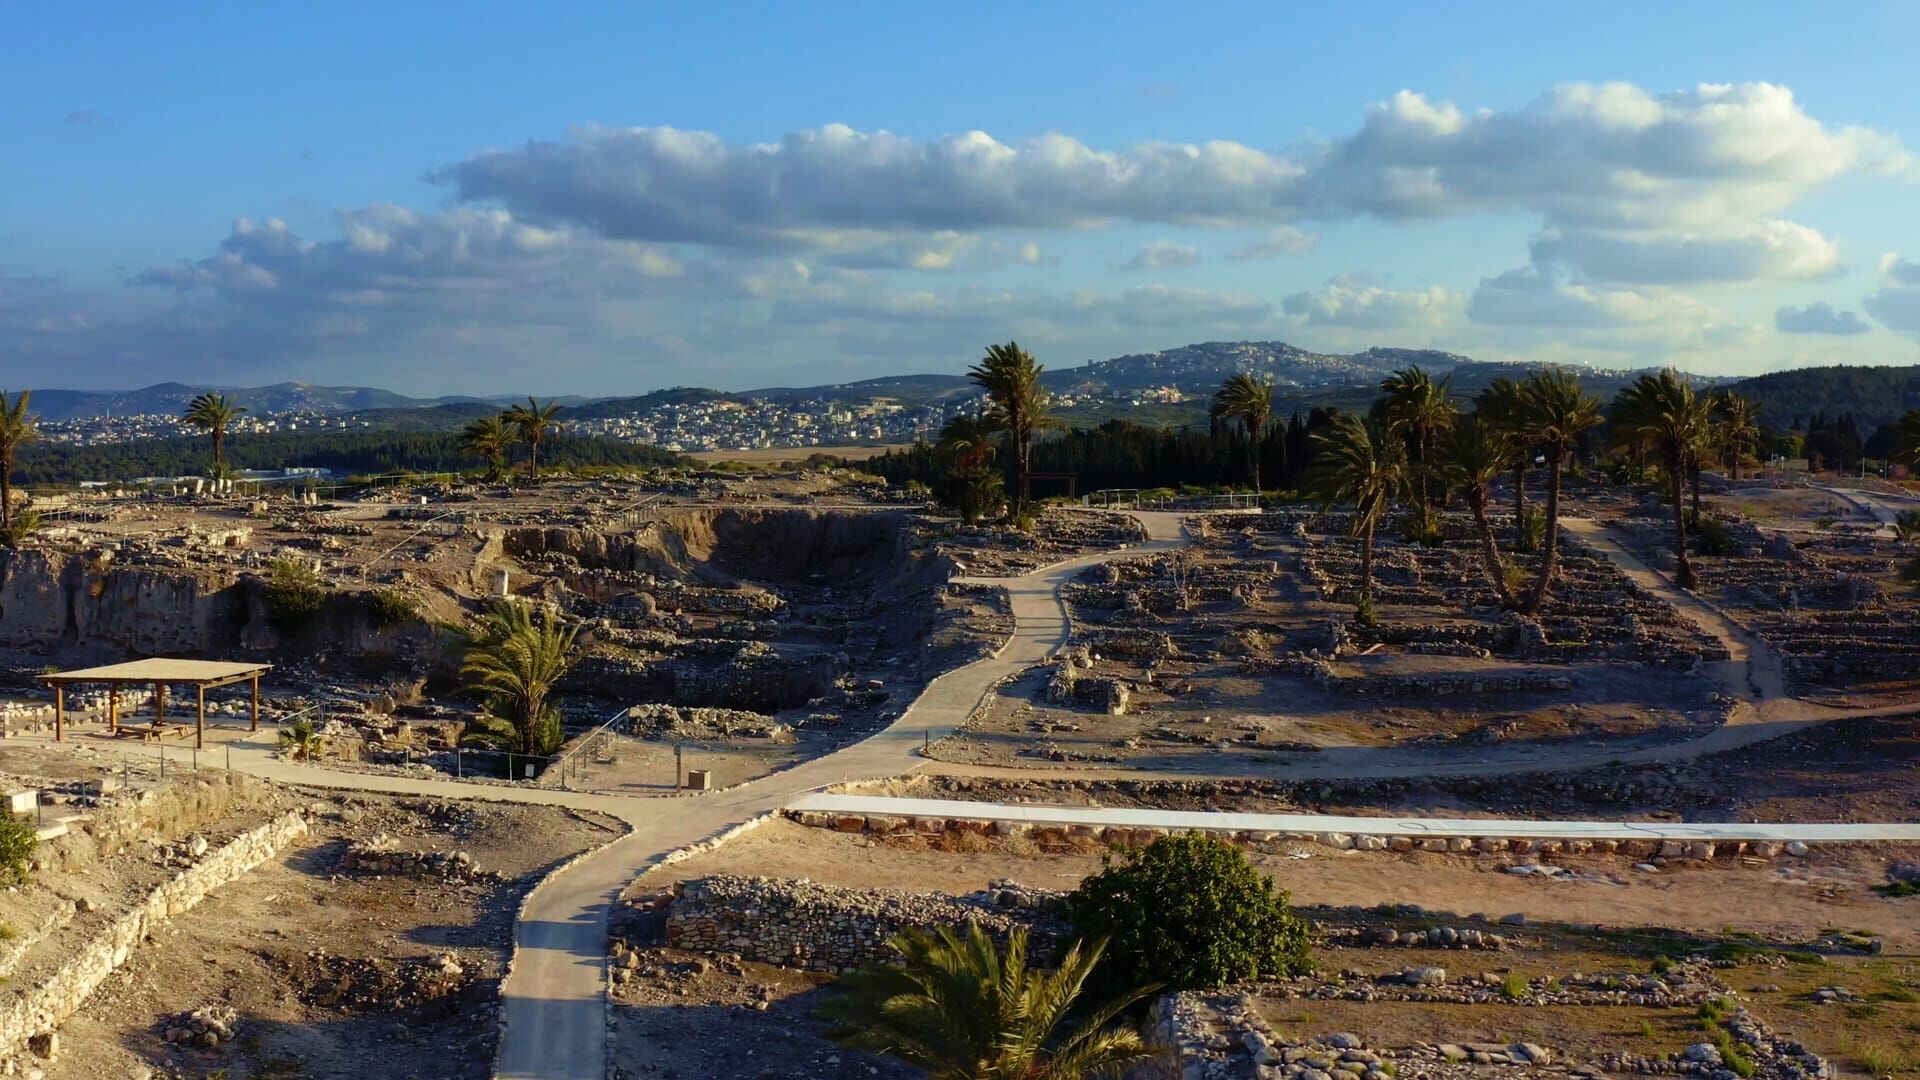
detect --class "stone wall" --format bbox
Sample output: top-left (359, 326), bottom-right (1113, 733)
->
top-left (0, 811), bottom-right (308, 1066)
top-left (658, 875), bottom-right (1064, 974)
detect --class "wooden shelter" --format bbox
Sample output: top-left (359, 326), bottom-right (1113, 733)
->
top-left (38, 659), bottom-right (272, 749)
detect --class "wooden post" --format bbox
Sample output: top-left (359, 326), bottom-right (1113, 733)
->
top-left (53, 683), bottom-right (64, 742)
top-left (155, 682), bottom-right (165, 728)
top-left (250, 675), bottom-right (260, 732)
top-left (109, 685), bottom-right (119, 734)
top-left (195, 686), bottom-right (206, 750)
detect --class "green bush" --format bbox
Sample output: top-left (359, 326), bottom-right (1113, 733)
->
top-left (1068, 832), bottom-right (1312, 997)
top-left (0, 813), bottom-right (35, 885)
top-left (366, 587), bottom-right (419, 629)
top-left (1693, 515), bottom-right (1735, 556)
top-left (264, 559), bottom-right (328, 637)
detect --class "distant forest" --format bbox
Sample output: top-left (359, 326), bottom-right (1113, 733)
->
top-left (1731, 364), bottom-right (1920, 432)
top-left (16, 430), bottom-right (686, 486)
top-left (866, 412), bottom-right (1341, 495)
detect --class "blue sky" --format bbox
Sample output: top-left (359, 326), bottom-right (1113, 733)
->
top-left (5, 2), bottom-right (1920, 394)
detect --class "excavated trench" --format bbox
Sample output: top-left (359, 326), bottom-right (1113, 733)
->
top-left (504, 508), bottom-right (964, 717)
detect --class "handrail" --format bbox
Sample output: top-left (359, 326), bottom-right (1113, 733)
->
top-left (547, 702), bottom-right (634, 775)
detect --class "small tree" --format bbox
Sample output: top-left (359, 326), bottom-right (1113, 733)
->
top-left (278, 717), bottom-right (327, 761)
top-left (1068, 832), bottom-right (1312, 998)
top-left (264, 559), bottom-right (327, 637)
top-left (0, 811), bottom-right (35, 885)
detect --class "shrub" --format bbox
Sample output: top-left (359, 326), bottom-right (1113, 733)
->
top-left (366, 587), bottom-right (418, 629)
top-left (1517, 508), bottom-right (1548, 552)
top-left (1875, 879), bottom-right (1920, 898)
top-left (1499, 972), bottom-right (1530, 1000)
top-left (1693, 515), bottom-right (1735, 556)
top-left (1067, 832), bottom-right (1312, 998)
top-left (264, 559), bottom-right (327, 637)
top-left (0, 813), bottom-right (35, 885)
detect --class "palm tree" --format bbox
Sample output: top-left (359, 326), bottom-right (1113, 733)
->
top-left (1440, 415), bottom-right (1519, 608)
top-left (1513, 368), bottom-right (1603, 613)
top-left (0, 390), bottom-right (40, 532)
top-left (1475, 377), bottom-right (1534, 549)
top-left (1308, 413), bottom-right (1406, 623)
top-left (967, 342), bottom-right (1061, 509)
top-left (278, 717), bottom-right (326, 762)
top-left (1378, 366), bottom-right (1457, 525)
top-left (460, 415), bottom-right (512, 481)
top-left (936, 414), bottom-right (1006, 524)
top-left (819, 923), bottom-right (1159, 1080)
top-left (1612, 369), bottom-right (1714, 591)
top-left (1212, 373), bottom-right (1276, 493)
top-left (1712, 392), bottom-right (1761, 482)
top-left (502, 397), bottom-right (564, 481)
top-left (182, 392), bottom-right (247, 477)
top-left (461, 601), bottom-right (579, 757)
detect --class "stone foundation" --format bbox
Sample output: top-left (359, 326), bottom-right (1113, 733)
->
top-left (653, 875), bottom-right (1065, 974)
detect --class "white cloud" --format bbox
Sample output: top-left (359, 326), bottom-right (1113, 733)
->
top-left (435, 83), bottom-right (1901, 249)
top-left (1467, 264), bottom-right (1711, 328)
top-left (1315, 82), bottom-right (1905, 230)
top-left (1227, 226), bottom-right (1317, 261)
top-left (1120, 240), bottom-right (1200, 271)
top-left (1282, 273), bottom-right (1460, 329)
top-left (1775, 301), bottom-right (1870, 335)
top-left (1864, 253), bottom-right (1920, 336)
top-left (1530, 220), bottom-right (1841, 284)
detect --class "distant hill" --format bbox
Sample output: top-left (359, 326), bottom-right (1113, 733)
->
top-left (1728, 364), bottom-right (1920, 432)
top-left (22, 381), bottom-right (540, 422)
top-left (1070, 341), bottom-right (1478, 393)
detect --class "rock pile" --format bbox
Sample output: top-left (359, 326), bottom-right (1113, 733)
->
top-left (158, 1004), bottom-right (238, 1048)
top-left (340, 834), bottom-right (487, 879)
top-left (662, 875), bottom-right (1066, 974)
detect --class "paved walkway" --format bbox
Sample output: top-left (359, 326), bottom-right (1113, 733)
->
top-left (490, 509), bottom-right (1192, 1079)
top-left (790, 793), bottom-right (1920, 843)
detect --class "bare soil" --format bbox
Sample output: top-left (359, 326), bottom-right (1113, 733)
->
top-left (38, 790), bottom-right (620, 1080)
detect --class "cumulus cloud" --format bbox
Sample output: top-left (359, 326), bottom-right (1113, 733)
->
top-left (1121, 240), bottom-right (1199, 271)
top-left (1530, 221), bottom-right (1841, 284)
top-left (435, 83), bottom-right (1901, 250)
top-left (1282, 274), bottom-right (1459, 329)
top-left (435, 123), bottom-right (1310, 247)
top-left (1228, 226), bottom-right (1316, 261)
top-left (1864, 253), bottom-right (1920, 336)
top-left (1775, 301), bottom-right (1869, 335)
top-left (1467, 264), bottom-right (1710, 328)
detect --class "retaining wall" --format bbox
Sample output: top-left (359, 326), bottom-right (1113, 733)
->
top-left (0, 810), bottom-right (308, 1065)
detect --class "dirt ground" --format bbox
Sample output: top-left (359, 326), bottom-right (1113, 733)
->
top-left (642, 819), bottom-right (1920, 952)
top-left (630, 820), bottom-right (1920, 1076)
top-left (35, 790), bottom-right (620, 1080)
top-left (608, 950), bottom-right (914, 1080)
top-left (686, 444), bottom-right (906, 465)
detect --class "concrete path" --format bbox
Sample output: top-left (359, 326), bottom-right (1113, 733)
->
top-left (790, 792), bottom-right (1920, 843)
top-left (492, 509), bottom-right (1191, 1078)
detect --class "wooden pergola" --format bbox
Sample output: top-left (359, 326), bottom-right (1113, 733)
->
top-left (38, 659), bottom-right (273, 749)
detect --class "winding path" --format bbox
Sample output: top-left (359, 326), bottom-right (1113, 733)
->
top-left (11, 508), bottom-right (1917, 1079)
